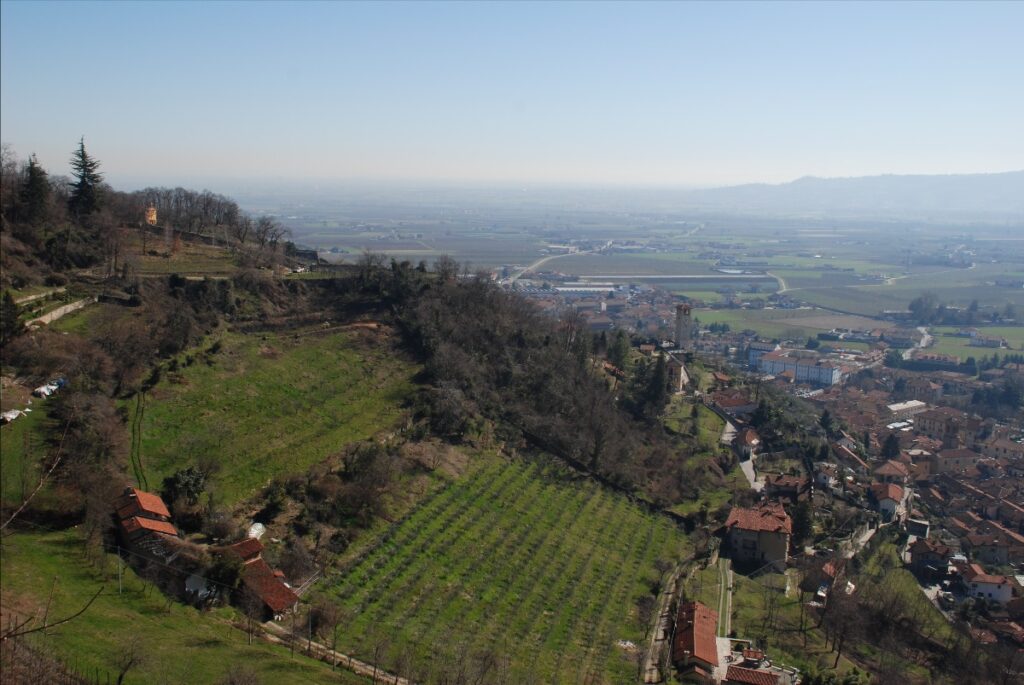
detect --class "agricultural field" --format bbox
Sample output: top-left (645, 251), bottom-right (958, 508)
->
top-left (694, 307), bottom-right (834, 342)
top-left (0, 407), bottom-right (53, 507)
top-left (927, 326), bottom-right (1024, 359)
top-left (120, 230), bottom-right (240, 276)
top-left (1, 529), bottom-right (369, 684)
top-left (319, 457), bottom-right (689, 684)
top-left (135, 327), bottom-right (417, 505)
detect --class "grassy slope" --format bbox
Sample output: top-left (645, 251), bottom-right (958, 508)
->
top-left (0, 529), bottom-right (369, 684)
top-left (319, 456), bottom-right (690, 684)
top-left (136, 328), bottom-right (417, 505)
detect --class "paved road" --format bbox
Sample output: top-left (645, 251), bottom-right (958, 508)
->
top-left (503, 249), bottom-right (595, 284)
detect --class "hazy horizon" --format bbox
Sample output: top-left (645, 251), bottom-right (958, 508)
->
top-left (3, 1), bottom-right (1023, 188)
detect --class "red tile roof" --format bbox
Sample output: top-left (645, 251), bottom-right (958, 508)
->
top-left (241, 558), bottom-right (299, 614)
top-left (121, 516), bottom-right (178, 537)
top-left (874, 460), bottom-right (910, 478)
top-left (117, 487), bottom-right (172, 519)
top-left (725, 666), bottom-right (780, 685)
top-left (963, 563), bottom-right (1011, 586)
top-left (870, 482), bottom-right (904, 503)
top-left (225, 538), bottom-right (264, 562)
top-left (672, 601), bottom-right (719, 668)
top-left (724, 503), bottom-right (792, 535)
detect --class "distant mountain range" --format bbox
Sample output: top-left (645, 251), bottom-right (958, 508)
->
top-left (680, 171), bottom-right (1024, 219)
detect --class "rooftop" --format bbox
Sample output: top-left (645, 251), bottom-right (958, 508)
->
top-left (724, 503), bottom-right (792, 535)
top-left (672, 601), bottom-right (719, 668)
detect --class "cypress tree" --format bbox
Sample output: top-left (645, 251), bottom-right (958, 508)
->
top-left (19, 153), bottom-right (49, 225)
top-left (68, 137), bottom-right (103, 220)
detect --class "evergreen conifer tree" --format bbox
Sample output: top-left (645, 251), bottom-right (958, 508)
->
top-left (68, 137), bottom-right (103, 220)
top-left (1, 291), bottom-right (23, 346)
top-left (19, 153), bottom-right (49, 225)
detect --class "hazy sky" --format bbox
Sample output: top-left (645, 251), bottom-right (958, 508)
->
top-left (2, 1), bottom-right (1022, 188)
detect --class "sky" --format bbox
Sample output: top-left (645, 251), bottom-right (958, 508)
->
top-left (2, 0), bottom-right (1022, 189)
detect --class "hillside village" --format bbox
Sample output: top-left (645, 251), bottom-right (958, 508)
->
top-left (1, 143), bottom-right (1022, 685)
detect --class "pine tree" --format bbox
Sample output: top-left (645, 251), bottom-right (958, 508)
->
top-left (19, 153), bottom-right (49, 225)
top-left (68, 137), bottom-right (103, 220)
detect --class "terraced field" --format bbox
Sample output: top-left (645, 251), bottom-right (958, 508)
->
top-left (322, 457), bottom-right (689, 684)
top-left (136, 328), bottom-right (417, 505)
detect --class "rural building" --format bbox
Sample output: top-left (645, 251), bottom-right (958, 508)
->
top-left (672, 600), bottom-right (719, 683)
top-left (723, 503), bottom-right (792, 571)
top-left (113, 487), bottom-right (179, 559)
top-left (223, 538), bottom-right (299, 620)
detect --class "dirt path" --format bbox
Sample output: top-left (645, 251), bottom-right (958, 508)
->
top-left (641, 556), bottom-right (695, 683)
top-left (262, 621), bottom-right (413, 684)
top-left (13, 287), bottom-right (66, 305)
top-left (25, 297), bottom-right (96, 326)
top-left (717, 558), bottom-right (733, 637)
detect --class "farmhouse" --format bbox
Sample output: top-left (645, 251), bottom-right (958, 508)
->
top-left (723, 503), bottom-right (792, 571)
top-left (113, 487), bottom-right (180, 561)
top-left (672, 600), bottom-right (719, 683)
top-left (223, 538), bottom-right (299, 620)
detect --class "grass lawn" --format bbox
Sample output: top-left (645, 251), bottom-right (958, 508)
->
top-left (0, 407), bottom-right (53, 506)
top-left (0, 529), bottom-right (369, 684)
top-left (318, 456), bottom-right (690, 684)
top-left (135, 328), bottom-right (417, 506)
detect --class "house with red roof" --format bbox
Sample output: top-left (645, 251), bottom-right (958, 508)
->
top-left (960, 563), bottom-right (1015, 604)
top-left (723, 503), bottom-right (792, 571)
top-left (869, 482), bottom-right (906, 522)
top-left (223, 538), bottom-right (299, 620)
top-left (671, 600), bottom-right (719, 683)
top-left (114, 487), bottom-right (178, 545)
top-left (734, 428), bottom-right (762, 459)
top-left (763, 473), bottom-right (811, 503)
top-left (908, 538), bottom-right (954, 582)
top-left (873, 459), bottom-right (910, 485)
top-left (724, 665), bottom-right (781, 685)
